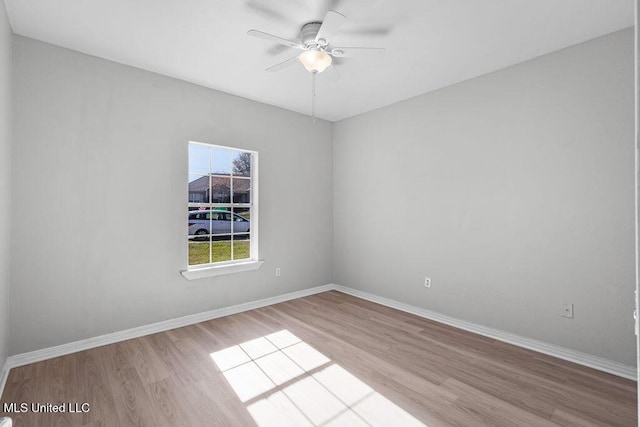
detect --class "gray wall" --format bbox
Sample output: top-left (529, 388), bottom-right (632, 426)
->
top-left (0, 1), bottom-right (11, 369)
top-left (333, 29), bottom-right (636, 366)
top-left (10, 36), bottom-right (333, 355)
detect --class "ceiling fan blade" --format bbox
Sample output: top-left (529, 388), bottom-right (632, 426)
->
top-left (331, 47), bottom-right (385, 57)
top-left (323, 65), bottom-right (341, 82)
top-left (343, 26), bottom-right (392, 37)
top-left (266, 56), bottom-right (300, 72)
top-left (247, 30), bottom-right (302, 49)
top-left (324, 0), bottom-right (345, 12)
top-left (245, 2), bottom-right (291, 23)
top-left (315, 10), bottom-right (346, 45)
top-left (267, 44), bottom-right (292, 56)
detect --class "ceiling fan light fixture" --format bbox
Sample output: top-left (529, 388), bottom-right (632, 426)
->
top-left (299, 49), bottom-right (332, 73)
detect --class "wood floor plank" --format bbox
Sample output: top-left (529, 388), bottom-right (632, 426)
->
top-left (122, 338), bottom-right (171, 386)
top-left (76, 349), bottom-right (122, 427)
top-left (109, 366), bottom-right (162, 427)
top-left (0, 290), bottom-right (636, 426)
top-left (550, 408), bottom-right (604, 427)
top-left (442, 377), bottom-right (559, 427)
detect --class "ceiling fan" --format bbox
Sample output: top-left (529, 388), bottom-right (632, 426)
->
top-left (248, 10), bottom-right (385, 75)
top-left (247, 10), bottom-right (385, 120)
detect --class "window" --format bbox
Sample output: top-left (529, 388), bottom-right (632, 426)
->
top-left (185, 141), bottom-right (259, 277)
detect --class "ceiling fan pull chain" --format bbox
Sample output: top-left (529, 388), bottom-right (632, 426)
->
top-left (311, 71), bottom-right (317, 123)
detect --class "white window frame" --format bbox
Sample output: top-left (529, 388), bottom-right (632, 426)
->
top-left (181, 141), bottom-right (262, 280)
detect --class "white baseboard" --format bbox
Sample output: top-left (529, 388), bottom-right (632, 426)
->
top-left (0, 281), bottom-right (635, 400)
top-left (333, 284), bottom-right (637, 381)
top-left (2, 284), bottom-right (334, 387)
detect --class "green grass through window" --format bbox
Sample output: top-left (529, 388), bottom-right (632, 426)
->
top-left (189, 240), bottom-right (250, 265)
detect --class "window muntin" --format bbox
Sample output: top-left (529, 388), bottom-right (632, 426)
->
top-left (188, 141), bottom-right (257, 268)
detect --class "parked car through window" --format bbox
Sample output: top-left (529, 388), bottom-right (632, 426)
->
top-left (188, 210), bottom-right (250, 238)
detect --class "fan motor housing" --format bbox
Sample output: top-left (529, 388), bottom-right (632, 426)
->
top-left (300, 22), bottom-right (323, 48)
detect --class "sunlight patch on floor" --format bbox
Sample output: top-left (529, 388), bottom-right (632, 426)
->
top-left (210, 330), bottom-right (426, 426)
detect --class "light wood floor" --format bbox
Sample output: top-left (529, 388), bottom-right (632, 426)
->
top-left (0, 291), bottom-right (636, 426)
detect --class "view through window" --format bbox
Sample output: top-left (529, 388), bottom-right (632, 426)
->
top-left (188, 141), bottom-right (256, 267)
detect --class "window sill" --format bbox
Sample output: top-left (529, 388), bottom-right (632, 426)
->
top-left (181, 260), bottom-right (264, 280)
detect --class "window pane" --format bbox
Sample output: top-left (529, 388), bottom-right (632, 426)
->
top-left (189, 175), bottom-right (210, 203)
top-left (189, 240), bottom-right (211, 265)
top-left (209, 207), bottom-right (231, 235)
top-left (210, 176), bottom-right (231, 203)
top-left (189, 144), bottom-right (211, 175)
top-left (232, 151), bottom-right (251, 177)
top-left (188, 207), bottom-right (212, 240)
top-left (232, 208), bottom-right (251, 233)
top-left (233, 178), bottom-right (251, 204)
top-left (212, 147), bottom-right (232, 175)
top-left (233, 235), bottom-right (250, 261)
top-left (212, 240), bottom-right (232, 263)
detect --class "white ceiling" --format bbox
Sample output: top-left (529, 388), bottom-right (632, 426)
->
top-left (4, 0), bottom-right (634, 122)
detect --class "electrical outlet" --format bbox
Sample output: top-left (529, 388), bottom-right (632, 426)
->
top-left (424, 277), bottom-right (431, 288)
top-left (275, 267), bottom-right (281, 277)
top-left (562, 303), bottom-right (574, 318)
